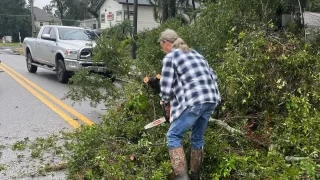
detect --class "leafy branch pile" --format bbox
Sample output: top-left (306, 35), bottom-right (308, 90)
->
top-left (63, 1), bottom-right (320, 179)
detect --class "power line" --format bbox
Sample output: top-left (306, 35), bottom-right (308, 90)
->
top-left (60, 19), bottom-right (81, 22)
top-left (0, 14), bottom-right (81, 22)
top-left (0, 14), bottom-right (30, 17)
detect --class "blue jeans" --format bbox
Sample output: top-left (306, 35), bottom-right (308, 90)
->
top-left (167, 103), bottom-right (217, 150)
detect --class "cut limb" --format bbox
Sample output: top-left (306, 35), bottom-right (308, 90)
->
top-left (209, 118), bottom-right (269, 149)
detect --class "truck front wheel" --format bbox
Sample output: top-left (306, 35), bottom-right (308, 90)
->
top-left (56, 59), bottom-right (69, 83)
top-left (26, 53), bottom-right (37, 73)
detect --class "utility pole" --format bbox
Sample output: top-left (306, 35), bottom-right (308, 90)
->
top-left (297, 0), bottom-right (306, 40)
top-left (132, 0), bottom-right (138, 59)
top-left (30, 0), bottom-right (35, 37)
top-left (126, 0), bottom-right (130, 20)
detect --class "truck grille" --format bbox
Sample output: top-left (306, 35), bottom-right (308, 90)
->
top-left (80, 48), bottom-right (93, 61)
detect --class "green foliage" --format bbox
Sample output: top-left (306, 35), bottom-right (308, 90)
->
top-left (63, 1), bottom-right (320, 179)
top-left (94, 20), bottom-right (132, 75)
top-left (64, 81), bottom-right (176, 179)
top-left (12, 139), bottom-right (28, 151)
top-left (28, 136), bottom-right (58, 159)
top-left (0, 164), bottom-right (9, 171)
top-left (218, 30), bottom-right (320, 162)
top-left (212, 28), bottom-right (320, 179)
top-left (65, 21), bottom-right (133, 106)
top-left (305, 0), bottom-right (320, 12)
top-left (0, 0), bottom-right (31, 41)
top-left (135, 19), bottom-right (185, 75)
top-left (66, 70), bottom-right (120, 107)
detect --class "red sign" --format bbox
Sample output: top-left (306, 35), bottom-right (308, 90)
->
top-left (107, 12), bottom-right (114, 21)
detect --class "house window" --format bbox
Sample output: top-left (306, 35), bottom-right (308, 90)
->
top-left (40, 22), bottom-right (43, 26)
top-left (101, 13), bottom-right (105, 23)
top-left (93, 24), bottom-right (96, 29)
top-left (116, 11), bottom-right (122, 22)
top-left (124, 11), bottom-right (134, 21)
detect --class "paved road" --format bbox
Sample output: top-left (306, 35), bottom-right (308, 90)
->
top-left (0, 47), bottom-right (107, 179)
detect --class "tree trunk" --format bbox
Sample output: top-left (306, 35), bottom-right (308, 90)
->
top-left (56, 0), bottom-right (65, 25)
top-left (132, 0), bottom-right (138, 59)
top-left (169, 0), bottom-right (176, 18)
top-left (192, 0), bottom-right (196, 10)
top-left (162, 0), bottom-right (169, 23)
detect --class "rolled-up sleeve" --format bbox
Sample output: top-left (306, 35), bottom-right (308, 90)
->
top-left (160, 56), bottom-right (174, 102)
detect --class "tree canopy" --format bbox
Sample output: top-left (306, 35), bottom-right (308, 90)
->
top-left (62, 0), bottom-right (320, 179)
top-left (0, 0), bottom-right (31, 41)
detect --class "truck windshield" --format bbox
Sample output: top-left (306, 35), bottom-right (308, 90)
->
top-left (58, 28), bottom-right (98, 41)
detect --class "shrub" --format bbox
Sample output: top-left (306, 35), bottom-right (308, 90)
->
top-left (63, 1), bottom-right (320, 179)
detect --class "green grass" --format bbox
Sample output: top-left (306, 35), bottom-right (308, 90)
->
top-left (1, 42), bottom-right (22, 48)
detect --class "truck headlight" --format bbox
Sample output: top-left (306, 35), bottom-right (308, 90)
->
top-left (65, 49), bottom-right (78, 59)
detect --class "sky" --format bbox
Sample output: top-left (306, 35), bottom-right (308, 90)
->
top-left (32, 0), bottom-right (51, 8)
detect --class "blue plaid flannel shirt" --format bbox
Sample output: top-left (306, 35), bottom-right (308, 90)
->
top-left (160, 49), bottom-right (220, 123)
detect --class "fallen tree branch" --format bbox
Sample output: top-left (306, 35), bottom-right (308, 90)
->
top-left (285, 156), bottom-right (310, 162)
top-left (209, 118), bottom-right (245, 136)
top-left (209, 118), bottom-right (269, 149)
top-left (209, 118), bottom-right (320, 163)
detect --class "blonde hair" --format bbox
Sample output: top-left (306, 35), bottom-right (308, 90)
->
top-left (159, 29), bottom-right (190, 53)
top-left (173, 38), bottom-right (190, 53)
top-left (159, 29), bottom-right (178, 43)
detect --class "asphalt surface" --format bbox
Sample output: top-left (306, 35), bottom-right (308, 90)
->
top-left (0, 47), bottom-right (108, 179)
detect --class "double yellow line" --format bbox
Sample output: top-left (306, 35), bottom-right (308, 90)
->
top-left (0, 63), bottom-right (94, 128)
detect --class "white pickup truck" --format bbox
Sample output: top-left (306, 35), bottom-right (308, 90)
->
top-left (23, 25), bottom-right (110, 83)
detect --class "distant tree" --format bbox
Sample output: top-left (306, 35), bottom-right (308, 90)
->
top-left (149, 0), bottom-right (198, 23)
top-left (64, 0), bottom-right (91, 26)
top-left (0, 0), bottom-right (31, 41)
top-left (43, 5), bottom-right (53, 15)
top-left (50, 0), bottom-right (68, 25)
top-left (49, 0), bottom-right (84, 26)
top-left (305, 0), bottom-right (320, 12)
top-left (80, 0), bottom-right (101, 28)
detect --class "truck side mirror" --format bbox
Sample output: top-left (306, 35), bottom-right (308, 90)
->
top-left (41, 34), bottom-right (56, 41)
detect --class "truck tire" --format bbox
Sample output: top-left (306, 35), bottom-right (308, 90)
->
top-left (26, 53), bottom-right (37, 73)
top-left (56, 59), bottom-right (69, 83)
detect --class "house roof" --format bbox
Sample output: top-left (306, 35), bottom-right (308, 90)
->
top-left (33, 7), bottom-right (62, 22)
top-left (97, 0), bottom-right (106, 10)
top-left (304, 11), bottom-right (320, 28)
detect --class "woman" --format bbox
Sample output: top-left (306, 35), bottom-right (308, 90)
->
top-left (159, 29), bottom-right (220, 180)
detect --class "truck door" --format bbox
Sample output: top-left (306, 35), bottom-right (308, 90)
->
top-left (35, 27), bottom-right (51, 63)
top-left (43, 28), bottom-right (58, 66)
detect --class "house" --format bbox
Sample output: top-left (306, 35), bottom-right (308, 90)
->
top-left (304, 11), bottom-right (320, 28)
top-left (282, 11), bottom-right (320, 39)
top-left (304, 12), bottom-right (320, 39)
top-left (98, 0), bottom-right (160, 31)
top-left (282, 11), bottom-right (320, 28)
top-left (79, 18), bottom-right (99, 30)
top-left (33, 7), bottom-right (62, 32)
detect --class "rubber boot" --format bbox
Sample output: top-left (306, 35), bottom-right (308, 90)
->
top-left (189, 149), bottom-right (204, 180)
top-left (169, 147), bottom-right (190, 180)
